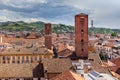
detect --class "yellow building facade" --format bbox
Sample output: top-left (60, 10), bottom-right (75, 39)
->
top-left (0, 53), bottom-right (53, 64)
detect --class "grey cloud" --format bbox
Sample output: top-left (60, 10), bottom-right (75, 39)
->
top-left (0, 0), bottom-right (119, 29)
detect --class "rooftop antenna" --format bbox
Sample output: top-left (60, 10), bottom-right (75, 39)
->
top-left (91, 20), bottom-right (93, 28)
top-left (91, 20), bottom-right (95, 36)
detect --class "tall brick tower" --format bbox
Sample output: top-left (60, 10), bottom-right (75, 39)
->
top-left (45, 23), bottom-right (52, 49)
top-left (75, 13), bottom-right (88, 59)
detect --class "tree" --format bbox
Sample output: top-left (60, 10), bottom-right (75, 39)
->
top-left (99, 53), bottom-right (106, 60)
top-left (111, 32), bottom-right (118, 37)
top-left (16, 36), bottom-right (20, 38)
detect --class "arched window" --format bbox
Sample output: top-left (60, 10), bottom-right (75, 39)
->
top-left (82, 49), bottom-right (84, 51)
top-left (81, 29), bottom-right (84, 37)
top-left (81, 29), bottom-right (84, 33)
top-left (81, 39), bottom-right (84, 45)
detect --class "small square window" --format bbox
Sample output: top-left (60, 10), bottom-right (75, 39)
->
top-left (82, 49), bottom-right (84, 51)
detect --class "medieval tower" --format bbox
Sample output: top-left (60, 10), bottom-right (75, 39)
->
top-left (45, 23), bottom-right (52, 49)
top-left (75, 13), bottom-right (88, 58)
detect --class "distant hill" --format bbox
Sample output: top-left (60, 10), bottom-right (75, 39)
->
top-left (0, 21), bottom-right (44, 31)
top-left (0, 21), bottom-right (120, 34)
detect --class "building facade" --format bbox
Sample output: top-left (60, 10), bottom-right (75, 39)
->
top-left (0, 53), bottom-right (53, 64)
top-left (75, 13), bottom-right (88, 59)
top-left (45, 23), bottom-right (52, 49)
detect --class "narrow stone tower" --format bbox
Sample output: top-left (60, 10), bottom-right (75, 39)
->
top-left (75, 13), bottom-right (88, 59)
top-left (45, 23), bottom-right (52, 49)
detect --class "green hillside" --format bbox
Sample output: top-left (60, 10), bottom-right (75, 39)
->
top-left (0, 21), bottom-right (119, 34)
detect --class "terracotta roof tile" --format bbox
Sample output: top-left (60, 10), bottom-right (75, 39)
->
top-left (0, 63), bottom-right (44, 78)
top-left (88, 53), bottom-right (110, 73)
top-left (51, 71), bottom-right (85, 80)
top-left (110, 58), bottom-right (120, 75)
top-left (111, 58), bottom-right (120, 66)
top-left (42, 58), bottom-right (72, 73)
top-left (57, 49), bottom-right (73, 57)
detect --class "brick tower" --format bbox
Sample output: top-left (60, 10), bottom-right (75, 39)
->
top-left (75, 13), bottom-right (88, 59)
top-left (45, 23), bottom-right (52, 49)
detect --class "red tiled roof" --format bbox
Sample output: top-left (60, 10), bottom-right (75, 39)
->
top-left (57, 49), bottom-right (73, 57)
top-left (110, 58), bottom-right (120, 75)
top-left (42, 58), bottom-right (72, 73)
top-left (111, 58), bottom-right (120, 66)
top-left (51, 71), bottom-right (85, 80)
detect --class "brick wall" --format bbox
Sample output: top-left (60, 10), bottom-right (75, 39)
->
top-left (75, 13), bottom-right (88, 59)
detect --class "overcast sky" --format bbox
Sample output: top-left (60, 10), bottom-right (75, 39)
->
top-left (0, 0), bottom-right (120, 29)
